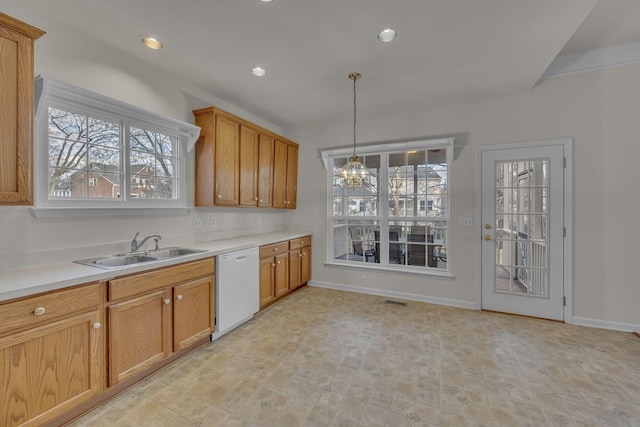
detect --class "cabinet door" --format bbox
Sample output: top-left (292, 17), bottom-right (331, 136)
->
top-left (173, 277), bottom-right (215, 351)
top-left (214, 114), bottom-right (240, 205)
top-left (285, 144), bottom-right (298, 209)
top-left (301, 245), bottom-right (312, 284)
top-left (239, 125), bottom-right (259, 206)
top-left (272, 139), bottom-right (288, 208)
top-left (274, 252), bottom-right (290, 298)
top-left (259, 257), bottom-right (275, 309)
top-left (0, 18), bottom-right (44, 205)
top-left (0, 310), bottom-right (104, 427)
top-left (108, 289), bottom-right (171, 386)
top-left (257, 134), bottom-right (274, 207)
top-left (289, 248), bottom-right (301, 290)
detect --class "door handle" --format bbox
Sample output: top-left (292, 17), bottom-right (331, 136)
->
top-left (484, 234), bottom-right (492, 241)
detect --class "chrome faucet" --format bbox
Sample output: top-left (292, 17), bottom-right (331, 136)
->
top-left (130, 232), bottom-right (162, 253)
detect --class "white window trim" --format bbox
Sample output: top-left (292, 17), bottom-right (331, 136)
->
top-left (32, 76), bottom-right (200, 214)
top-left (320, 137), bottom-right (454, 277)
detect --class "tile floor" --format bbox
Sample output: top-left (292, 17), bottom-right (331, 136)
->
top-left (69, 286), bottom-right (640, 426)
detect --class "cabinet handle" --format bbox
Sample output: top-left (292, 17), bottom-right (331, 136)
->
top-left (93, 322), bottom-right (101, 329)
top-left (255, 197), bottom-right (259, 201)
top-left (34, 307), bottom-right (46, 316)
top-left (274, 247), bottom-right (278, 252)
top-left (277, 260), bottom-right (281, 264)
top-left (164, 298), bottom-right (170, 305)
top-left (177, 294), bottom-right (183, 301)
top-left (271, 263), bottom-right (276, 267)
top-left (217, 194), bottom-right (222, 199)
top-left (259, 199), bottom-right (263, 203)
top-left (299, 253), bottom-right (303, 257)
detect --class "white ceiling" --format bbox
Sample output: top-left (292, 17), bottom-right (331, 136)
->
top-left (5, 0), bottom-right (640, 129)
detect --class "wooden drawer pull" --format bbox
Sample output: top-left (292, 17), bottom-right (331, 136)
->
top-left (34, 307), bottom-right (46, 316)
top-left (177, 295), bottom-right (183, 301)
top-left (93, 322), bottom-right (101, 329)
top-left (164, 299), bottom-right (171, 305)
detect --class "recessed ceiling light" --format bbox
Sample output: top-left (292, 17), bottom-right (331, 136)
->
top-left (141, 36), bottom-right (163, 50)
top-left (251, 67), bottom-right (267, 77)
top-left (377, 28), bottom-right (398, 43)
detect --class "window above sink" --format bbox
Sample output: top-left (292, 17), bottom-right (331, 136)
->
top-left (33, 76), bottom-right (200, 214)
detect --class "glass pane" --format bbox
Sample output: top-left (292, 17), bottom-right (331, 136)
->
top-left (130, 175), bottom-right (154, 199)
top-left (130, 151), bottom-right (155, 173)
top-left (48, 168), bottom-right (72, 198)
top-left (153, 178), bottom-right (176, 199)
top-left (49, 139), bottom-right (87, 171)
top-left (48, 108), bottom-right (86, 141)
top-left (130, 127), bottom-right (155, 152)
top-left (332, 197), bottom-right (345, 216)
top-left (88, 146), bottom-right (119, 167)
top-left (88, 118), bottom-right (120, 149)
top-left (156, 157), bottom-right (176, 178)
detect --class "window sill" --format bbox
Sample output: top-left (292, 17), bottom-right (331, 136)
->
top-left (31, 207), bottom-right (191, 219)
top-left (324, 260), bottom-right (454, 279)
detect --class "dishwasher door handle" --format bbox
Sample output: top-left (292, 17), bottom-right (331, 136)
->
top-left (235, 255), bottom-right (246, 262)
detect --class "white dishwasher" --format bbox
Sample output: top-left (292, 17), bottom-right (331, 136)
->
top-left (213, 247), bottom-right (259, 339)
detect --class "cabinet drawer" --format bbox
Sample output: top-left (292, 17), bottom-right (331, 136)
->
top-left (259, 242), bottom-right (289, 259)
top-left (0, 282), bottom-right (101, 336)
top-left (108, 258), bottom-right (215, 301)
top-left (289, 236), bottom-right (311, 249)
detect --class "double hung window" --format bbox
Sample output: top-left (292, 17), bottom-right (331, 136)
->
top-left (322, 138), bottom-right (452, 273)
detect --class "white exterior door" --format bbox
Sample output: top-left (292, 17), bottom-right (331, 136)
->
top-left (479, 141), bottom-right (567, 320)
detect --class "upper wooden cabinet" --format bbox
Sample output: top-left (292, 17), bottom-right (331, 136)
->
top-left (214, 115), bottom-right (240, 205)
top-left (193, 107), bottom-right (298, 208)
top-left (257, 133), bottom-right (274, 207)
top-left (273, 139), bottom-right (298, 209)
top-left (0, 13), bottom-right (44, 205)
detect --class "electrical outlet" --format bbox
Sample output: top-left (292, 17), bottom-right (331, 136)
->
top-left (254, 214), bottom-right (260, 225)
top-left (259, 214), bottom-right (265, 224)
top-left (210, 216), bottom-right (217, 227)
top-left (361, 275), bottom-right (368, 285)
top-left (459, 218), bottom-right (472, 227)
top-left (193, 218), bottom-right (203, 229)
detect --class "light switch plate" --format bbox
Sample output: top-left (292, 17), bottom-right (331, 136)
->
top-left (193, 218), bottom-right (203, 229)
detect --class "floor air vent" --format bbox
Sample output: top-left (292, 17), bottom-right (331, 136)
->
top-left (384, 300), bottom-right (407, 307)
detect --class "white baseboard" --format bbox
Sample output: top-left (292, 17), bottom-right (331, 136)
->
top-left (308, 280), bottom-right (478, 310)
top-left (571, 316), bottom-right (640, 333)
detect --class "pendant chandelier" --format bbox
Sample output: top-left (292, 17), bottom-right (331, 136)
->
top-left (338, 72), bottom-right (374, 190)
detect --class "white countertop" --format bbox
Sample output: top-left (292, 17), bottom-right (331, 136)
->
top-left (0, 231), bottom-right (310, 302)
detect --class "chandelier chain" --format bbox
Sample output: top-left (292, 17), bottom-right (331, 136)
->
top-left (353, 74), bottom-right (357, 157)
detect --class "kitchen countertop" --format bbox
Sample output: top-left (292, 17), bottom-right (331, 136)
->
top-left (0, 231), bottom-right (310, 302)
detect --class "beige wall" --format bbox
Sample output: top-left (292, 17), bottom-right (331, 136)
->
top-left (285, 64), bottom-right (640, 329)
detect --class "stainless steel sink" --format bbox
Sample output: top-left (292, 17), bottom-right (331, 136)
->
top-left (146, 247), bottom-right (207, 258)
top-left (74, 247), bottom-right (208, 270)
top-left (94, 255), bottom-right (157, 267)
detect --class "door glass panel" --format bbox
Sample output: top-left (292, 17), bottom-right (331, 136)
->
top-left (494, 159), bottom-right (549, 297)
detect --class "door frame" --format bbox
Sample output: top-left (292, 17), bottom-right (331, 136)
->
top-left (475, 138), bottom-right (574, 322)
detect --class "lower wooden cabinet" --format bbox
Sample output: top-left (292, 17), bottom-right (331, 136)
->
top-left (0, 283), bottom-right (104, 427)
top-left (108, 289), bottom-right (172, 386)
top-left (259, 236), bottom-right (311, 310)
top-left (173, 277), bottom-right (215, 351)
top-left (259, 251), bottom-right (289, 309)
top-left (106, 258), bottom-right (215, 386)
top-left (290, 244), bottom-right (311, 291)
